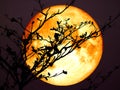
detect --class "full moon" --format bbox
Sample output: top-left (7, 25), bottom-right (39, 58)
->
top-left (24, 5), bottom-right (103, 86)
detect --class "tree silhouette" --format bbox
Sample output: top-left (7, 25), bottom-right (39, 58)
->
top-left (0, 0), bottom-right (120, 90)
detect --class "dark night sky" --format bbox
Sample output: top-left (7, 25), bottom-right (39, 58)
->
top-left (0, 0), bottom-right (120, 90)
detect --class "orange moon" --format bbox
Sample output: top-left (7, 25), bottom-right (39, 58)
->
top-left (24, 5), bottom-right (103, 86)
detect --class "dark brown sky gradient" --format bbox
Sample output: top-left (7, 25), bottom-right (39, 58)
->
top-left (0, 0), bottom-right (120, 90)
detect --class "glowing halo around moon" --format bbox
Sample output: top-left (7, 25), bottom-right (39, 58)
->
top-left (24, 5), bottom-right (103, 86)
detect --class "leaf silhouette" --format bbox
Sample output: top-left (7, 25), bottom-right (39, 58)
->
top-left (63, 70), bottom-right (67, 74)
top-left (48, 72), bottom-right (51, 76)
